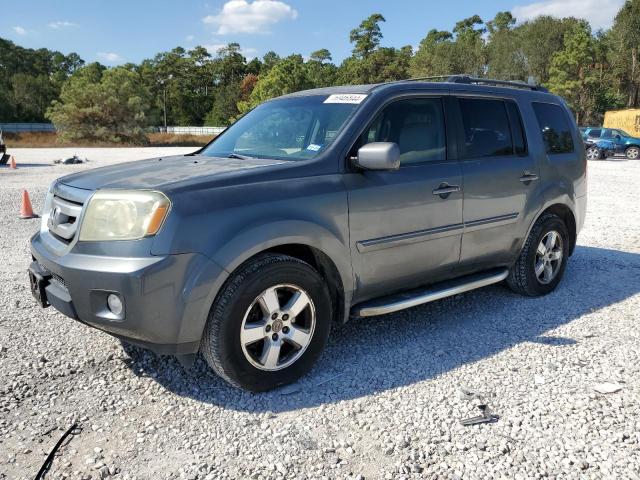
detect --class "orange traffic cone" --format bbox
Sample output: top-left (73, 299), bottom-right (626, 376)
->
top-left (20, 190), bottom-right (39, 219)
top-left (9, 156), bottom-right (17, 169)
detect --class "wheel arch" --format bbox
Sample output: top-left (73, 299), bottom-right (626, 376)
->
top-left (209, 220), bottom-right (354, 325)
top-left (527, 203), bottom-right (577, 256)
top-left (259, 244), bottom-right (347, 326)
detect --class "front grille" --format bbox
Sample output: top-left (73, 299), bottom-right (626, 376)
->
top-left (47, 194), bottom-right (83, 244)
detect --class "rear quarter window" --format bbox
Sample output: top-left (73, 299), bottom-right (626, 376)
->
top-left (532, 102), bottom-right (575, 154)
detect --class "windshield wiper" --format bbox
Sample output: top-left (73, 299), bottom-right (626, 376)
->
top-left (227, 153), bottom-right (254, 160)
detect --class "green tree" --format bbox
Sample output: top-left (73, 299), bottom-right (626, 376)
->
top-left (306, 49), bottom-right (338, 87)
top-left (516, 16), bottom-right (582, 84)
top-left (261, 51), bottom-right (281, 73)
top-left (0, 37), bottom-right (83, 121)
top-left (546, 21), bottom-right (597, 124)
top-left (486, 12), bottom-right (526, 80)
top-left (10, 74), bottom-right (57, 121)
top-left (411, 29), bottom-right (457, 77)
top-left (47, 64), bottom-right (150, 143)
top-left (608, 0), bottom-right (640, 107)
top-left (452, 15), bottom-right (487, 76)
top-left (205, 43), bottom-right (249, 124)
top-left (350, 14), bottom-right (386, 58)
top-left (310, 49), bottom-right (332, 63)
top-left (241, 55), bottom-right (313, 112)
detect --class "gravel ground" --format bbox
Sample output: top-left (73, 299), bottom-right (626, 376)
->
top-left (1, 148), bottom-right (639, 480)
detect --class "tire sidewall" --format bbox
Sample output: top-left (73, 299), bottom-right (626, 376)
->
top-left (523, 217), bottom-right (569, 295)
top-left (626, 146), bottom-right (640, 160)
top-left (210, 260), bottom-right (331, 392)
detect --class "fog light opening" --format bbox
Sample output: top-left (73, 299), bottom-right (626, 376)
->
top-left (107, 294), bottom-right (123, 316)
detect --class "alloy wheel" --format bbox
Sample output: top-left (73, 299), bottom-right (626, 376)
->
top-left (534, 230), bottom-right (563, 285)
top-left (586, 146), bottom-right (600, 160)
top-left (240, 284), bottom-right (316, 371)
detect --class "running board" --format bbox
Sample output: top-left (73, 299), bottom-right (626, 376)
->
top-left (352, 268), bottom-right (509, 317)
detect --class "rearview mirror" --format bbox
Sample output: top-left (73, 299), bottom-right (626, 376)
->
top-left (354, 142), bottom-right (400, 171)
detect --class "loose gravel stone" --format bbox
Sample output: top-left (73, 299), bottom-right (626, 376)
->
top-left (0, 148), bottom-right (639, 479)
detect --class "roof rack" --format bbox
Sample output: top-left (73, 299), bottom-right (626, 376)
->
top-left (402, 74), bottom-right (548, 93)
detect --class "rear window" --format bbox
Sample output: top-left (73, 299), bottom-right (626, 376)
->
top-left (588, 128), bottom-right (602, 138)
top-left (532, 102), bottom-right (575, 154)
top-left (459, 98), bottom-right (513, 158)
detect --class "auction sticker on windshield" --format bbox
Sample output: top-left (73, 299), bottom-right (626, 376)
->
top-left (324, 94), bottom-right (367, 104)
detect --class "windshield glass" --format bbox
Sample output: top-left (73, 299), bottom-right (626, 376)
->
top-left (201, 95), bottom-right (361, 161)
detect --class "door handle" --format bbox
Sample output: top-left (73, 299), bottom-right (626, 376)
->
top-left (519, 172), bottom-right (539, 183)
top-left (432, 183), bottom-right (461, 198)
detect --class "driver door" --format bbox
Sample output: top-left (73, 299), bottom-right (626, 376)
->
top-left (344, 96), bottom-right (463, 301)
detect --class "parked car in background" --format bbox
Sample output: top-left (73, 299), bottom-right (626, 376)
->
top-left (581, 126), bottom-right (640, 159)
top-left (29, 76), bottom-right (587, 391)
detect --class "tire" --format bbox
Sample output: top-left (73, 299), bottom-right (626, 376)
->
top-left (585, 146), bottom-right (601, 160)
top-left (625, 146), bottom-right (640, 160)
top-left (201, 253), bottom-right (332, 392)
top-left (507, 213), bottom-right (570, 297)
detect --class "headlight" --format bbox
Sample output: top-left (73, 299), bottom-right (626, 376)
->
top-left (79, 190), bottom-right (170, 241)
top-left (40, 182), bottom-right (55, 233)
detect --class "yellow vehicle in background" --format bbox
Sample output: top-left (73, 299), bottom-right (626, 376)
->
top-left (604, 109), bottom-right (640, 135)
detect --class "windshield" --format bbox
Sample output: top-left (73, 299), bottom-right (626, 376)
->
top-left (201, 95), bottom-right (361, 161)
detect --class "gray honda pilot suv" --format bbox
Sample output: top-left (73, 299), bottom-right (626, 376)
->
top-left (29, 76), bottom-right (587, 391)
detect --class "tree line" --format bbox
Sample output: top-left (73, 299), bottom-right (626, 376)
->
top-left (1, 0), bottom-right (639, 142)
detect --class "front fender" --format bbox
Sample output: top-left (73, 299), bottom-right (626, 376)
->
top-left (212, 219), bottom-right (354, 297)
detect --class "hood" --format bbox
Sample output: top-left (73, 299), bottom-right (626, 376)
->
top-left (58, 154), bottom-right (285, 191)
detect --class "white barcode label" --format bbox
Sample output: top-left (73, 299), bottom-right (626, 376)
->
top-left (324, 94), bottom-right (367, 104)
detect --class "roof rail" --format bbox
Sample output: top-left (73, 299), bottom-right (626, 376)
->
top-left (446, 75), bottom-right (548, 92)
top-left (400, 74), bottom-right (548, 93)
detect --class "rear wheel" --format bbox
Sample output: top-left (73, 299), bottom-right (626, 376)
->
top-left (625, 146), bottom-right (640, 160)
top-left (201, 253), bottom-right (332, 392)
top-left (507, 213), bottom-right (569, 297)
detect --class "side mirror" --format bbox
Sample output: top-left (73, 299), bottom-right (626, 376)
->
top-left (614, 134), bottom-right (621, 140)
top-left (354, 142), bottom-right (400, 171)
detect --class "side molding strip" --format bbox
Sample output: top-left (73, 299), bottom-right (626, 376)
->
top-left (356, 223), bottom-right (464, 253)
top-left (356, 213), bottom-right (519, 253)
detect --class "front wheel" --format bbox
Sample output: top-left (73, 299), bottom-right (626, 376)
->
top-left (507, 213), bottom-right (569, 297)
top-left (625, 146), bottom-right (640, 160)
top-left (201, 253), bottom-right (332, 392)
top-left (585, 145), bottom-right (602, 160)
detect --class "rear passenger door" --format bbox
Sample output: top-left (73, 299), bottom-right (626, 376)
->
top-left (453, 96), bottom-right (540, 270)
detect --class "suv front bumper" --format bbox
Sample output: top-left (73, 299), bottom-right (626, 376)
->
top-left (30, 232), bottom-right (228, 355)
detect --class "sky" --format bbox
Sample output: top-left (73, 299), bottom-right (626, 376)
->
top-left (1, 0), bottom-right (626, 65)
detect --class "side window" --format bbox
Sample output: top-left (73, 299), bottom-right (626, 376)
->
top-left (358, 98), bottom-right (446, 165)
top-left (601, 129), bottom-right (613, 139)
top-left (459, 98), bottom-right (513, 158)
top-left (589, 129), bottom-right (602, 138)
top-left (532, 102), bottom-right (575, 154)
top-left (505, 101), bottom-right (527, 156)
